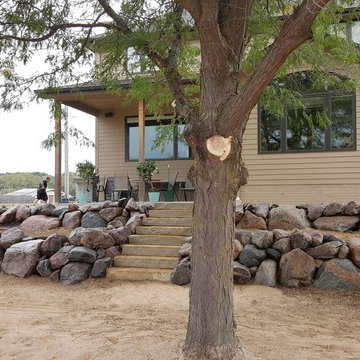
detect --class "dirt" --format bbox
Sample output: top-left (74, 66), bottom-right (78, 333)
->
top-left (0, 274), bottom-right (359, 360)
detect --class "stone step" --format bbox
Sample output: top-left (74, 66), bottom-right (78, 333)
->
top-left (142, 217), bottom-right (193, 227)
top-left (153, 202), bottom-right (194, 211)
top-left (136, 226), bottom-right (193, 236)
top-left (149, 209), bottom-right (193, 218)
top-left (122, 244), bottom-right (181, 257)
top-left (107, 267), bottom-right (172, 281)
top-left (129, 234), bottom-right (187, 246)
top-left (114, 255), bottom-right (179, 269)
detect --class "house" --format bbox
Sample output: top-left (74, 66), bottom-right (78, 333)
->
top-left (40, 16), bottom-right (360, 205)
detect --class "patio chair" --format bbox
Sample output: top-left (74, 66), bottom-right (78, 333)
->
top-left (104, 176), bottom-right (114, 200)
top-left (112, 174), bottom-right (132, 200)
top-left (96, 176), bottom-right (106, 201)
top-left (160, 171), bottom-right (180, 201)
top-left (179, 178), bottom-right (194, 201)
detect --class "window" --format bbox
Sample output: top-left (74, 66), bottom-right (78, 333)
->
top-left (126, 117), bottom-right (190, 161)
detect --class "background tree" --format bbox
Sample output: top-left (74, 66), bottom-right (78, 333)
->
top-left (1, 1), bottom-right (359, 359)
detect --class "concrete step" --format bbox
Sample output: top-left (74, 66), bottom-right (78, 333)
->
top-left (142, 217), bottom-right (193, 227)
top-left (136, 226), bottom-right (193, 236)
top-left (114, 255), bottom-right (179, 269)
top-left (107, 267), bottom-right (172, 281)
top-left (149, 209), bottom-right (193, 218)
top-left (153, 202), bottom-right (194, 211)
top-left (122, 244), bottom-right (181, 257)
top-left (130, 234), bottom-right (187, 246)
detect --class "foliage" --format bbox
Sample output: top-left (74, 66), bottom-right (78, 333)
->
top-left (75, 160), bottom-right (97, 181)
top-left (136, 160), bottom-right (157, 191)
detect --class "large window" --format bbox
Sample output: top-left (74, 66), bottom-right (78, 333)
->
top-left (126, 117), bottom-right (190, 161)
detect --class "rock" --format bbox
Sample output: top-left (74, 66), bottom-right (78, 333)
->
top-left (99, 207), bottom-right (123, 222)
top-left (279, 249), bottom-right (316, 287)
top-left (348, 238), bottom-right (360, 267)
top-left (49, 245), bottom-right (74, 270)
top-left (60, 262), bottom-right (92, 285)
top-left (249, 266), bottom-right (258, 276)
top-left (39, 203), bottom-right (56, 216)
top-left (314, 259), bottom-right (324, 269)
top-left (268, 206), bottom-right (310, 230)
top-left (235, 202), bottom-right (244, 223)
top-left (30, 205), bottom-right (42, 216)
top-left (90, 257), bottom-right (112, 278)
top-left (236, 211), bottom-right (267, 230)
top-left (79, 204), bottom-right (91, 213)
top-left (68, 227), bottom-right (83, 246)
top-left (254, 202), bottom-right (270, 219)
top-left (79, 228), bottom-right (115, 249)
top-left (20, 215), bottom-right (61, 232)
top-left (51, 207), bottom-right (69, 218)
top-left (0, 227), bottom-right (24, 249)
top-left (311, 232), bottom-right (323, 247)
top-left (88, 203), bottom-right (104, 212)
top-left (62, 211), bottom-right (82, 229)
top-left (103, 200), bottom-right (118, 208)
top-left (233, 240), bottom-right (243, 260)
top-left (15, 205), bottom-right (31, 222)
top-left (126, 214), bottom-right (145, 234)
top-left (273, 229), bottom-right (289, 241)
top-left (40, 234), bottom-right (68, 257)
top-left (68, 203), bottom-right (79, 211)
top-left (254, 259), bottom-right (277, 287)
top-left (289, 229), bottom-right (312, 250)
top-left (107, 226), bottom-right (131, 245)
top-left (68, 246), bottom-right (97, 264)
top-left (344, 201), bottom-right (360, 216)
top-left (314, 259), bottom-right (360, 291)
top-left (251, 230), bottom-right (274, 249)
top-left (179, 242), bottom-right (192, 257)
top-left (313, 216), bottom-right (359, 232)
top-left (266, 248), bottom-right (281, 262)
top-left (97, 248), bottom-right (106, 259)
top-left (171, 257), bottom-right (191, 285)
top-left (108, 216), bottom-right (128, 228)
top-left (1, 240), bottom-right (43, 277)
top-left (36, 259), bottom-right (53, 278)
top-left (50, 269), bottom-right (60, 282)
top-left (125, 198), bottom-right (140, 212)
top-left (118, 198), bottom-right (130, 209)
top-left (338, 244), bottom-right (350, 259)
top-left (272, 237), bottom-right (291, 254)
top-left (323, 202), bottom-right (344, 216)
top-left (234, 229), bottom-right (252, 247)
top-left (307, 204), bottom-right (326, 221)
top-left (233, 261), bottom-right (251, 284)
top-left (306, 241), bottom-right (343, 259)
top-left (81, 211), bottom-right (108, 228)
top-left (239, 245), bottom-right (266, 267)
top-left (322, 234), bottom-right (343, 244)
top-left (105, 246), bottom-right (122, 258)
top-left (0, 205), bottom-right (20, 224)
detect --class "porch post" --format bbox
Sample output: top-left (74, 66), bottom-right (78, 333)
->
top-left (54, 101), bottom-right (62, 203)
top-left (138, 99), bottom-right (146, 201)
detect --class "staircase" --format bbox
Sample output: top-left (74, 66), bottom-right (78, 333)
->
top-left (107, 202), bottom-right (193, 281)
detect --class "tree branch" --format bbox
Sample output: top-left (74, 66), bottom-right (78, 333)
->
top-left (174, 0), bottom-right (201, 23)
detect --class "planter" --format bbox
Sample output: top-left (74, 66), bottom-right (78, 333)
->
top-left (78, 193), bottom-right (90, 203)
top-left (148, 192), bottom-right (161, 202)
top-left (163, 190), bottom-right (174, 202)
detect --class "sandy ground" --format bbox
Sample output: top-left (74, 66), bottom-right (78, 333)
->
top-left (0, 275), bottom-right (359, 360)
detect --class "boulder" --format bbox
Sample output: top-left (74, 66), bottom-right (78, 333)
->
top-left (234, 229), bottom-right (252, 247)
top-left (348, 238), bottom-right (360, 267)
top-left (49, 245), bottom-right (74, 270)
top-left (239, 245), bottom-right (266, 267)
top-left (69, 227), bottom-right (83, 246)
top-left (68, 246), bottom-right (97, 264)
top-left (311, 232), bottom-right (323, 247)
top-left (125, 198), bottom-right (141, 212)
top-left (235, 201), bottom-right (244, 223)
top-left (254, 202), bottom-right (270, 219)
top-left (254, 259), bottom-right (277, 287)
top-left (249, 266), bottom-right (258, 276)
top-left (236, 211), bottom-right (267, 230)
top-left (38, 204), bottom-right (56, 216)
top-left (0, 205), bottom-right (20, 224)
top-left (81, 211), bottom-right (107, 228)
top-left (51, 207), bottom-right (69, 218)
top-left (314, 259), bottom-right (360, 291)
top-left (279, 248), bottom-right (315, 287)
top-left (60, 262), bottom-right (92, 285)
top-left (251, 230), bottom-right (274, 249)
top-left (20, 215), bottom-right (61, 232)
top-left (322, 234), bottom-right (343, 244)
top-left (323, 202), bottom-right (344, 216)
top-left (50, 269), bottom-right (61, 282)
top-left (79, 204), bottom-right (91, 213)
top-left (88, 203), bottom-right (105, 212)
top-left (36, 259), bottom-right (53, 278)
top-left (179, 242), bottom-right (192, 258)
top-left (344, 201), bottom-right (360, 216)
top-left (68, 203), bottom-right (80, 211)
top-left (90, 257), bottom-right (112, 278)
top-left (338, 244), bottom-right (350, 259)
top-left (40, 234), bottom-right (68, 257)
top-left (289, 229), bottom-right (312, 250)
top-left (0, 227), bottom-right (24, 249)
top-left (15, 205), bottom-right (31, 222)
top-left (79, 228), bottom-right (115, 249)
top-left (313, 216), bottom-right (359, 232)
top-left (125, 214), bottom-right (145, 234)
top-left (306, 241), bottom-right (343, 259)
top-left (99, 207), bottom-right (123, 222)
top-left (233, 261), bottom-right (251, 284)
top-left (107, 226), bottom-right (131, 245)
top-left (307, 204), bottom-right (326, 221)
top-left (62, 211), bottom-right (82, 229)
top-left (266, 248), bottom-right (281, 262)
top-left (272, 237), bottom-right (291, 254)
top-left (1, 240), bottom-right (43, 277)
top-left (268, 206), bottom-right (310, 230)
top-left (233, 239), bottom-right (243, 260)
top-left (105, 246), bottom-right (122, 258)
top-left (273, 229), bottom-right (289, 241)
top-left (108, 216), bottom-right (128, 229)
top-left (171, 257), bottom-right (191, 285)
top-left (103, 200), bottom-right (119, 208)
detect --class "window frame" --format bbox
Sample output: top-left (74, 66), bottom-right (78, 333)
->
top-left (258, 91), bottom-right (357, 154)
top-left (125, 115), bottom-right (191, 162)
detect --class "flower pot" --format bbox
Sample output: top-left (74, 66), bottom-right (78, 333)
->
top-left (148, 191), bottom-right (160, 202)
top-left (163, 190), bottom-right (174, 202)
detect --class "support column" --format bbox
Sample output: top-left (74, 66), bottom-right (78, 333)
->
top-left (54, 101), bottom-right (62, 203)
top-left (138, 99), bottom-right (146, 201)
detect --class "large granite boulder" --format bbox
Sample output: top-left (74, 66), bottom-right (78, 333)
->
top-left (68, 227), bottom-right (83, 246)
top-left (306, 241), bottom-right (343, 259)
top-left (239, 245), bottom-right (266, 267)
top-left (108, 216), bottom-right (128, 229)
top-left (272, 237), bottom-right (291, 254)
top-left (311, 232), bottom-right (323, 247)
top-left (279, 248), bottom-right (315, 287)
top-left (79, 228), bottom-right (115, 249)
top-left (236, 211), bottom-right (267, 230)
top-left (40, 234), bottom-right (68, 257)
top-left (273, 229), bottom-right (289, 241)
top-left (38, 203), bottom-right (56, 216)
top-left (68, 246), bottom-right (97, 264)
top-left (105, 246), bottom-right (122, 258)
top-left (233, 261), bottom-right (251, 284)
top-left (90, 257), bottom-right (112, 278)
top-left (99, 207), bottom-right (123, 222)
top-left (36, 259), bottom-right (53, 278)
top-left (125, 214), bottom-right (145, 234)
top-left (254, 203), bottom-right (270, 219)
top-left (314, 259), bottom-right (360, 291)
top-left (0, 205), bottom-right (20, 224)
top-left (49, 245), bottom-right (74, 270)
top-left (107, 226), bottom-right (131, 245)
top-left (313, 216), bottom-right (359, 232)
top-left (81, 211), bottom-right (107, 228)
top-left (234, 229), bottom-right (252, 247)
top-left (233, 239), bottom-right (243, 260)
top-left (51, 207), bottom-right (69, 218)
top-left (348, 238), bottom-right (360, 267)
top-left (1, 240), bottom-right (43, 277)
top-left (20, 215), bottom-right (61, 232)
top-left (251, 230), bottom-right (274, 249)
top-left (179, 242), bottom-right (192, 258)
top-left (15, 205), bottom-right (31, 222)
top-left (307, 204), bottom-right (326, 221)
top-left (254, 259), bottom-right (277, 287)
top-left (266, 248), bottom-right (281, 262)
top-left (171, 257), bottom-right (191, 285)
top-left (268, 206), bottom-right (310, 230)
top-left (62, 211), bottom-right (82, 229)
top-left (0, 227), bottom-right (24, 249)
top-left (323, 202), bottom-right (344, 216)
top-left (289, 229), bottom-right (312, 250)
top-left (60, 262), bottom-right (92, 285)
top-left (344, 201), bottom-right (360, 216)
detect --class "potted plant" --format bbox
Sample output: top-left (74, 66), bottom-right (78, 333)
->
top-left (75, 160), bottom-right (98, 203)
top-left (136, 160), bottom-right (160, 202)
